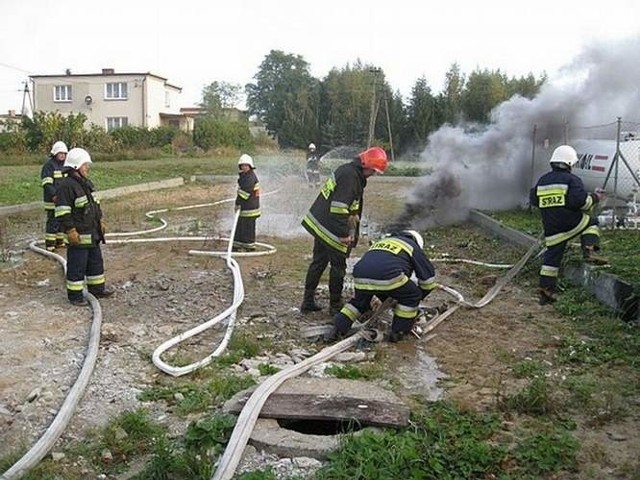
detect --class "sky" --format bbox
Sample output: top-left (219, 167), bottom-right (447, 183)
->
top-left (1, 0), bottom-right (639, 114)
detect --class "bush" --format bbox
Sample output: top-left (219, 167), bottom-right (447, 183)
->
top-left (193, 117), bottom-right (253, 151)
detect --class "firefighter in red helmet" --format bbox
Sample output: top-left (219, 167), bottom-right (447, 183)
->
top-left (300, 146), bottom-right (389, 315)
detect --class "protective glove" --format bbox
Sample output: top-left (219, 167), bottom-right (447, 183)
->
top-left (67, 228), bottom-right (80, 246)
top-left (594, 188), bottom-right (606, 203)
top-left (99, 220), bottom-right (107, 236)
top-left (347, 214), bottom-right (360, 230)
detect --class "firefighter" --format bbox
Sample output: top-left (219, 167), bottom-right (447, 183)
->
top-left (300, 146), bottom-right (388, 315)
top-left (55, 148), bottom-right (113, 306)
top-left (233, 154), bottom-right (261, 251)
top-left (530, 145), bottom-right (608, 305)
top-left (305, 143), bottom-right (320, 188)
top-left (324, 230), bottom-right (438, 343)
top-left (41, 141), bottom-right (68, 251)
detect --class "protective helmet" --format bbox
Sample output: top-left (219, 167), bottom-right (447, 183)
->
top-left (401, 230), bottom-right (424, 250)
top-left (308, 143), bottom-right (316, 150)
top-left (64, 147), bottom-right (92, 170)
top-left (238, 153), bottom-right (254, 168)
top-left (549, 145), bottom-right (578, 168)
top-left (359, 146), bottom-right (388, 174)
top-left (50, 141), bottom-right (68, 156)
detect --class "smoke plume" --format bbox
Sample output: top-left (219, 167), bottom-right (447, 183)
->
top-left (406, 35), bottom-right (640, 229)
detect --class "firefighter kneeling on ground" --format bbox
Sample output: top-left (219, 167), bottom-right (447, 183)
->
top-left (55, 148), bottom-right (113, 306)
top-left (530, 145), bottom-right (608, 306)
top-left (324, 230), bottom-right (438, 343)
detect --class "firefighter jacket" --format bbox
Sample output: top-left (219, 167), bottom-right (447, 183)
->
top-left (40, 156), bottom-right (67, 211)
top-left (353, 234), bottom-right (438, 297)
top-left (235, 169), bottom-right (261, 218)
top-left (530, 166), bottom-right (599, 247)
top-left (302, 159), bottom-right (366, 255)
top-left (54, 170), bottom-right (104, 247)
top-left (306, 152), bottom-right (320, 172)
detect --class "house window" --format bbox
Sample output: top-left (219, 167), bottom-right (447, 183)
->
top-left (105, 82), bottom-right (128, 100)
top-left (106, 117), bottom-right (128, 131)
top-left (54, 85), bottom-right (72, 102)
top-left (165, 91), bottom-right (170, 108)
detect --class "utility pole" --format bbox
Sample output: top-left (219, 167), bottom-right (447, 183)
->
top-left (20, 81), bottom-right (33, 118)
top-left (367, 68), bottom-right (381, 148)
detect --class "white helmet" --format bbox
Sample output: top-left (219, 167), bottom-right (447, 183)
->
top-left (402, 230), bottom-right (424, 250)
top-left (238, 153), bottom-right (254, 168)
top-left (308, 143), bottom-right (316, 150)
top-left (549, 145), bottom-right (578, 168)
top-left (64, 147), bottom-right (92, 170)
top-left (50, 141), bottom-right (68, 156)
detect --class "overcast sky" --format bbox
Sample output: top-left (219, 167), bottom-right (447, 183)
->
top-left (1, 0), bottom-right (638, 114)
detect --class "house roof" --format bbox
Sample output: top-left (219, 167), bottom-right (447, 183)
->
top-left (29, 71), bottom-right (182, 92)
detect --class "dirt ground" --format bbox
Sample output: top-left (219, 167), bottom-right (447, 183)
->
top-left (1, 175), bottom-right (638, 479)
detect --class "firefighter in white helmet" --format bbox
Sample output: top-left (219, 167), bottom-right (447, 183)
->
top-left (55, 147), bottom-right (113, 306)
top-left (324, 229), bottom-right (438, 343)
top-left (305, 143), bottom-right (321, 188)
top-left (530, 145), bottom-right (608, 305)
top-left (233, 154), bottom-right (261, 251)
top-left (40, 141), bottom-right (69, 250)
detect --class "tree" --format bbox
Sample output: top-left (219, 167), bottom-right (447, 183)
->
top-left (461, 68), bottom-right (509, 123)
top-left (319, 61), bottom-right (391, 149)
top-left (406, 76), bottom-right (437, 148)
top-left (441, 63), bottom-right (465, 125)
top-left (200, 81), bottom-right (242, 118)
top-left (246, 50), bottom-right (319, 148)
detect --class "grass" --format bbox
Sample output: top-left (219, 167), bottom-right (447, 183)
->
top-left (0, 152), bottom-right (429, 207)
top-left (315, 401), bottom-right (579, 479)
top-left (488, 207), bottom-right (640, 289)
top-left (2, 173), bottom-right (639, 479)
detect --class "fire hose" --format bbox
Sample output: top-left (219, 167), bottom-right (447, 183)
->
top-left (210, 239), bottom-right (544, 480)
top-left (1, 192), bottom-right (276, 479)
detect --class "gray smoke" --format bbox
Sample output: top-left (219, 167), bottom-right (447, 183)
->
top-left (406, 35), bottom-right (640, 229)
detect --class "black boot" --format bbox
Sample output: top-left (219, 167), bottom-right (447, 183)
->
top-left (301, 289), bottom-right (322, 313)
top-left (329, 293), bottom-right (343, 316)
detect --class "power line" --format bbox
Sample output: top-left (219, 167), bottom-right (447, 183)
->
top-left (0, 61), bottom-right (33, 75)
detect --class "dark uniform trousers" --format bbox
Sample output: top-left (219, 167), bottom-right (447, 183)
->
top-left (540, 217), bottom-right (599, 292)
top-left (335, 281), bottom-right (422, 335)
top-left (304, 237), bottom-right (347, 299)
top-left (66, 244), bottom-right (106, 301)
top-left (45, 210), bottom-right (63, 249)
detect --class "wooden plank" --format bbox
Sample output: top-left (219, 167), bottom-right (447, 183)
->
top-left (224, 378), bottom-right (410, 428)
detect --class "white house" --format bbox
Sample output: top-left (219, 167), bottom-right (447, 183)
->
top-left (29, 68), bottom-right (192, 131)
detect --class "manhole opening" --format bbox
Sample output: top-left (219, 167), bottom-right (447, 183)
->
top-left (277, 418), bottom-right (365, 436)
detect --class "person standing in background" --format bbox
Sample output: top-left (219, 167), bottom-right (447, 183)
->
top-left (233, 154), bottom-right (261, 252)
top-left (41, 141), bottom-right (68, 251)
top-left (306, 143), bottom-right (321, 188)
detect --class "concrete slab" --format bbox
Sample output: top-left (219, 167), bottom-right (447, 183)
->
top-left (469, 209), bottom-right (639, 322)
top-left (224, 377), bottom-right (410, 428)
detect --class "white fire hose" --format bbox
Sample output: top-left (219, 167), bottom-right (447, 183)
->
top-left (1, 192), bottom-right (276, 479)
top-left (210, 239), bottom-right (544, 480)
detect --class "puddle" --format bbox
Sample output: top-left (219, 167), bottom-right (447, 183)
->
top-left (386, 342), bottom-right (448, 401)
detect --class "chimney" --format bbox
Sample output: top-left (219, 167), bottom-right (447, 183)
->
top-left (102, 68), bottom-right (115, 75)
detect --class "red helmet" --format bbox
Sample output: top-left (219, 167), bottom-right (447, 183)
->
top-left (358, 146), bottom-right (388, 173)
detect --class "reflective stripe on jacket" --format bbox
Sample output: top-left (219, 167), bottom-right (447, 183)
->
top-left (529, 167), bottom-right (599, 246)
top-left (301, 159), bottom-right (366, 255)
top-left (353, 234), bottom-right (437, 296)
top-left (236, 169), bottom-right (261, 218)
top-left (40, 156), bottom-right (67, 210)
top-left (55, 171), bottom-right (103, 246)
